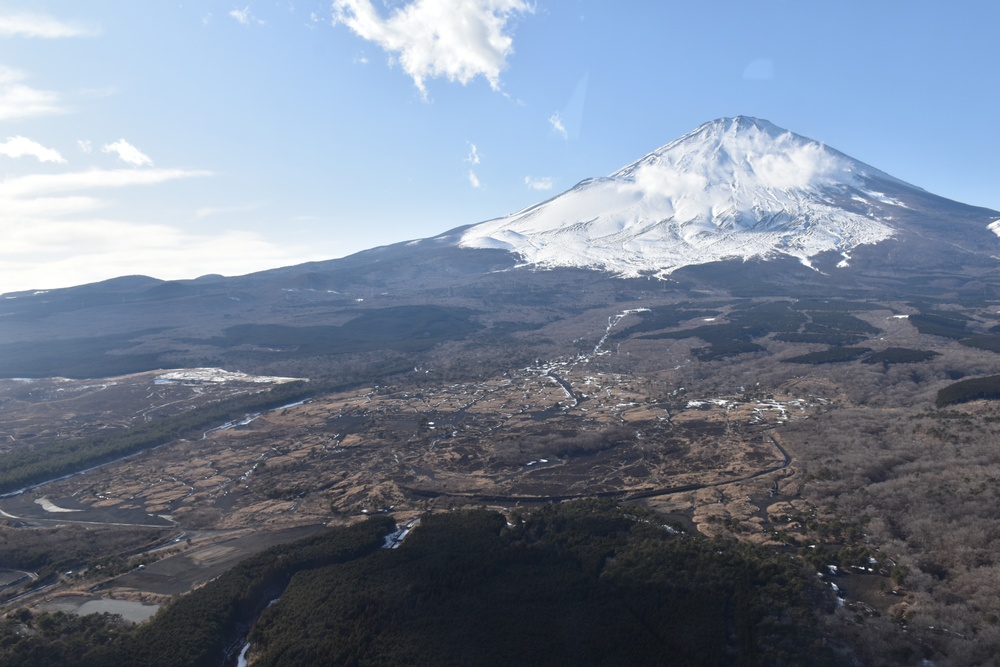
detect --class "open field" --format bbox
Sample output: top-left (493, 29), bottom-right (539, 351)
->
top-left (0, 348), bottom-right (813, 612)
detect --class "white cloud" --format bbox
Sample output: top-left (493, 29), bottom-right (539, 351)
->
top-left (0, 136), bottom-right (65, 163)
top-left (0, 220), bottom-right (315, 294)
top-left (332, 0), bottom-right (532, 97)
top-left (0, 168), bottom-right (209, 199)
top-left (0, 166), bottom-right (288, 293)
top-left (229, 6), bottom-right (265, 26)
top-left (524, 175), bottom-right (553, 191)
top-left (102, 139), bottom-right (154, 167)
top-left (0, 66), bottom-right (63, 120)
top-left (195, 202), bottom-right (265, 219)
top-left (465, 142), bottom-right (481, 165)
top-left (77, 139), bottom-right (93, 153)
top-left (548, 112), bottom-right (567, 140)
top-left (230, 8), bottom-right (251, 25)
top-left (0, 66), bottom-right (21, 83)
top-left (552, 72), bottom-right (587, 141)
top-left (627, 163), bottom-right (708, 203)
top-left (465, 143), bottom-right (482, 187)
top-left (0, 12), bottom-right (96, 38)
top-left (754, 143), bottom-right (842, 189)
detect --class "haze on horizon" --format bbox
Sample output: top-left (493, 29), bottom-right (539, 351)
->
top-left (2, 0), bottom-right (998, 294)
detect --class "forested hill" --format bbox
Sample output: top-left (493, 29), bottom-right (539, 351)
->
top-left (0, 502), bottom-right (839, 666)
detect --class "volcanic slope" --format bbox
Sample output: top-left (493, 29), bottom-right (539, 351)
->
top-left (460, 115), bottom-right (1000, 276)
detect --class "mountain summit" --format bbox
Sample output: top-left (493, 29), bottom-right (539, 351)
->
top-left (460, 116), bottom-right (981, 276)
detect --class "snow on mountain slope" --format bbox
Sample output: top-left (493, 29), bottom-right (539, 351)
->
top-left (460, 116), bottom-right (919, 276)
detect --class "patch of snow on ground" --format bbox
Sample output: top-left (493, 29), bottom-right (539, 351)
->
top-left (155, 368), bottom-right (305, 385)
top-left (35, 497), bottom-right (81, 513)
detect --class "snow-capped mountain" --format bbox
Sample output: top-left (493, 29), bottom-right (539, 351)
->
top-left (4, 116), bottom-right (1000, 379)
top-left (460, 116), bottom-right (967, 276)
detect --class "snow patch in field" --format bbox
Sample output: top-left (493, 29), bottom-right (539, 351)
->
top-left (35, 497), bottom-right (81, 513)
top-left (155, 368), bottom-right (304, 385)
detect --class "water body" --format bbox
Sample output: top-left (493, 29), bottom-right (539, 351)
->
top-left (38, 596), bottom-right (160, 623)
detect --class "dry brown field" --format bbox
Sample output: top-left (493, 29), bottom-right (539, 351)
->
top-left (0, 355), bottom-right (819, 612)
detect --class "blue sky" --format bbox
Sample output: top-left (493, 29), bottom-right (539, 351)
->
top-left (1, 1), bottom-right (998, 293)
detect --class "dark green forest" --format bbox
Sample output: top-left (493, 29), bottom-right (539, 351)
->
top-left (629, 299), bottom-right (883, 361)
top-left (0, 502), bottom-right (836, 666)
top-left (936, 374), bottom-right (1000, 407)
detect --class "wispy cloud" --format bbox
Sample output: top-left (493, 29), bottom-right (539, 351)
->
top-left (465, 142), bottom-right (481, 165)
top-left (0, 11), bottom-right (304, 293)
top-left (0, 66), bottom-right (64, 120)
top-left (229, 6), bottom-right (265, 26)
top-left (550, 72), bottom-right (587, 141)
top-left (1, 220), bottom-right (313, 294)
top-left (332, 0), bottom-right (533, 97)
top-left (0, 168), bottom-right (210, 199)
top-left (0, 136), bottom-right (65, 163)
top-left (548, 112), bottom-right (567, 140)
top-left (0, 167), bottom-right (273, 293)
top-left (101, 139), bottom-right (153, 167)
top-left (0, 12), bottom-right (97, 38)
top-left (230, 8), bottom-right (251, 25)
top-left (524, 175), bottom-right (553, 191)
top-left (195, 202), bottom-right (265, 219)
top-left (465, 142), bottom-right (482, 187)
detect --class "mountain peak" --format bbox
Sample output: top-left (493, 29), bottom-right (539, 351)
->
top-left (671, 116), bottom-right (799, 149)
top-left (618, 116), bottom-right (865, 190)
top-left (459, 117), bottom-right (928, 276)
top-left (702, 115), bottom-right (784, 133)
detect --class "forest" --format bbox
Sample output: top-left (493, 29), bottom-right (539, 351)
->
top-left (0, 502), bottom-right (837, 666)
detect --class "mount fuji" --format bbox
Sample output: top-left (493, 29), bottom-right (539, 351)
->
top-left (3, 116), bottom-right (1000, 379)
top-left (460, 116), bottom-right (1000, 276)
